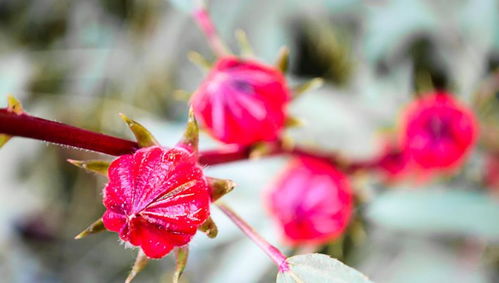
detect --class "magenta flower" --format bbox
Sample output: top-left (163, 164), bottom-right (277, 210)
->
top-left (400, 92), bottom-right (478, 172)
top-left (191, 56), bottom-right (290, 145)
top-left (102, 146), bottom-right (211, 259)
top-left (266, 157), bottom-right (353, 245)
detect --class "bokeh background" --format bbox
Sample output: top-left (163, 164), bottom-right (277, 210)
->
top-left (0, 0), bottom-right (498, 282)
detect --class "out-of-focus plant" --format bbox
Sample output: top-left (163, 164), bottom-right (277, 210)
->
top-left (1, 0), bottom-right (499, 282)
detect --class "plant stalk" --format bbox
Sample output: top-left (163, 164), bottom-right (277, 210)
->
top-left (216, 202), bottom-right (290, 272)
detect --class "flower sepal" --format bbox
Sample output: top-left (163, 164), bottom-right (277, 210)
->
top-left (74, 218), bottom-right (105, 239)
top-left (125, 250), bottom-right (149, 283)
top-left (119, 113), bottom-right (159, 148)
top-left (67, 159), bottom-right (110, 176)
top-left (197, 216), bottom-right (218, 238)
top-left (173, 246), bottom-right (189, 283)
top-left (207, 177), bottom-right (235, 201)
top-left (292, 78), bottom-right (324, 100)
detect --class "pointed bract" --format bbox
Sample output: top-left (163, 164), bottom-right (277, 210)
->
top-left (285, 116), bottom-right (303, 128)
top-left (235, 29), bottom-right (254, 58)
top-left (293, 78), bottom-right (324, 99)
top-left (188, 51), bottom-right (212, 71)
top-left (198, 216), bottom-right (218, 238)
top-left (74, 218), bottom-right (105, 239)
top-left (275, 46), bottom-right (290, 73)
top-left (67, 159), bottom-right (110, 176)
top-left (178, 108), bottom-right (199, 153)
top-left (7, 95), bottom-right (23, 114)
top-left (125, 250), bottom-right (149, 283)
top-left (249, 142), bottom-right (273, 160)
top-left (173, 246), bottom-right (189, 283)
top-left (119, 113), bottom-right (159, 148)
top-left (207, 177), bottom-right (235, 201)
top-left (0, 134), bottom-right (11, 148)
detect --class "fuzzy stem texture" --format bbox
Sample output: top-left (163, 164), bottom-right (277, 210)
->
top-left (216, 202), bottom-right (290, 272)
top-left (0, 109), bottom-right (139, 155)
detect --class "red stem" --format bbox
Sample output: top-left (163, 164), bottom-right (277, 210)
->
top-left (0, 109), bottom-right (139, 156)
top-left (0, 108), bottom-right (375, 170)
top-left (216, 202), bottom-right (290, 272)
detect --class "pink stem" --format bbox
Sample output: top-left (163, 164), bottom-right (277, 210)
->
top-left (216, 202), bottom-right (290, 272)
top-left (193, 5), bottom-right (229, 57)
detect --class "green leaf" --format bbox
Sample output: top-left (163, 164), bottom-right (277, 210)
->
top-left (277, 253), bottom-right (373, 283)
top-left (366, 189), bottom-right (499, 240)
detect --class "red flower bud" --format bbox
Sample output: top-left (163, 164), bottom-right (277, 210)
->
top-left (191, 56), bottom-right (290, 145)
top-left (102, 146), bottom-right (210, 259)
top-left (400, 93), bottom-right (478, 172)
top-left (266, 157), bottom-right (353, 245)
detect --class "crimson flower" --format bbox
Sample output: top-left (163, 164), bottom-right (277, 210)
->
top-left (102, 146), bottom-right (210, 259)
top-left (400, 92), bottom-right (478, 172)
top-left (266, 157), bottom-right (353, 245)
top-left (191, 56), bottom-right (290, 145)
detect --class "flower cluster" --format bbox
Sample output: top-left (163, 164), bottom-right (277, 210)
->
top-left (0, 2), bottom-right (488, 282)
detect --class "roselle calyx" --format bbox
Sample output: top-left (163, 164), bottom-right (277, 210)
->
top-left (191, 56), bottom-right (291, 146)
top-left (400, 92), bottom-right (478, 173)
top-left (68, 110), bottom-right (235, 282)
top-left (266, 157), bottom-right (354, 246)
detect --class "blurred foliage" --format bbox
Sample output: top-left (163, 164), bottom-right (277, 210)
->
top-left (0, 0), bottom-right (498, 282)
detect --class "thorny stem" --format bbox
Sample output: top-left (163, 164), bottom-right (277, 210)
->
top-left (216, 202), bottom-right (290, 272)
top-left (0, 108), bottom-right (375, 170)
top-left (193, 1), bottom-right (229, 57)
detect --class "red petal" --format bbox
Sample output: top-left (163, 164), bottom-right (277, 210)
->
top-left (128, 218), bottom-right (193, 259)
top-left (102, 210), bottom-right (126, 233)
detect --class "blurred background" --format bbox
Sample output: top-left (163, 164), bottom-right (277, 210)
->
top-left (0, 0), bottom-right (498, 282)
